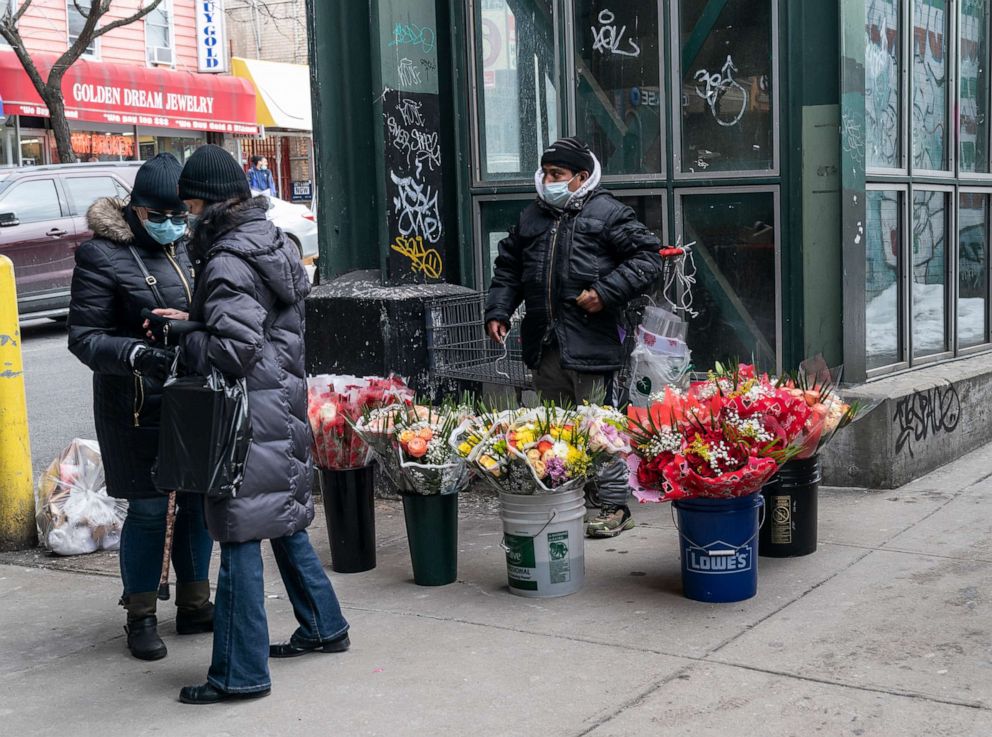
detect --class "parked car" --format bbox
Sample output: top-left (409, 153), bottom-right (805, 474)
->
top-left (0, 162), bottom-right (317, 320)
top-left (251, 189), bottom-right (318, 263)
top-left (0, 161), bottom-right (141, 319)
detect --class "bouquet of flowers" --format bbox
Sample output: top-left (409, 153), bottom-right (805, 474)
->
top-left (307, 375), bottom-right (412, 469)
top-left (778, 357), bottom-right (869, 459)
top-left (451, 406), bottom-right (525, 485)
top-left (465, 405), bottom-right (597, 495)
top-left (356, 402), bottom-right (473, 495)
top-left (628, 364), bottom-right (809, 503)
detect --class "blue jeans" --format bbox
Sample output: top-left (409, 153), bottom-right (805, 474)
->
top-left (119, 494), bottom-right (213, 596)
top-left (207, 529), bottom-right (349, 694)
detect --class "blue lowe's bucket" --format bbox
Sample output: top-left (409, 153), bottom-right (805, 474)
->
top-left (672, 494), bottom-right (764, 603)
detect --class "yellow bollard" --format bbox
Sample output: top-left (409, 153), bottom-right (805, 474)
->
top-left (0, 255), bottom-right (35, 551)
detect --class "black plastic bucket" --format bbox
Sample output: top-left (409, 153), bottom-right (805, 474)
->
top-left (318, 464), bottom-right (377, 573)
top-left (759, 456), bottom-right (821, 557)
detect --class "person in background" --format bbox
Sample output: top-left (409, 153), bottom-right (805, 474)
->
top-left (246, 154), bottom-right (277, 196)
top-left (485, 137), bottom-right (664, 538)
top-left (68, 153), bottom-right (214, 661)
top-left (148, 144), bottom-right (349, 705)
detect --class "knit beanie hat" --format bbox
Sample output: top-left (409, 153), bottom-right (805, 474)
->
top-left (129, 153), bottom-right (185, 211)
top-left (540, 137), bottom-right (595, 175)
top-left (178, 144), bottom-right (251, 203)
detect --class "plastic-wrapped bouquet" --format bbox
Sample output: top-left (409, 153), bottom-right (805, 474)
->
top-left (452, 406), bottom-right (525, 483)
top-left (628, 364), bottom-right (809, 502)
top-left (307, 375), bottom-right (412, 469)
top-left (470, 405), bottom-right (595, 495)
top-left (355, 402), bottom-right (472, 495)
top-left (778, 357), bottom-right (869, 459)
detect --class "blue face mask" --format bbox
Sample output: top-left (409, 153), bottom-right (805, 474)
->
top-left (143, 218), bottom-right (187, 245)
top-left (540, 175), bottom-right (577, 208)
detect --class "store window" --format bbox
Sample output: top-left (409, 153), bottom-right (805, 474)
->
top-left (674, 0), bottom-right (775, 175)
top-left (473, 0), bottom-right (559, 181)
top-left (67, 1), bottom-right (98, 58)
top-left (911, 0), bottom-right (949, 172)
top-left (958, 191), bottom-right (989, 349)
top-left (865, 0), bottom-right (902, 170)
top-left (960, 1), bottom-right (990, 174)
top-left (477, 197), bottom-right (533, 284)
top-left (910, 189), bottom-right (949, 358)
top-left (145, 0), bottom-right (174, 66)
top-left (862, 0), bottom-right (992, 375)
top-left (865, 188), bottom-right (903, 369)
top-left (677, 189), bottom-right (778, 371)
top-left (0, 179), bottom-right (63, 223)
top-left (574, 0), bottom-right (662, 176)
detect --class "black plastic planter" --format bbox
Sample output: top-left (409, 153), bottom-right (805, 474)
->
top-left (401, 492), bottom-right (458, 586)
top-left (318, 464), bottom-right (377, 573)
top-left (759, 455), bottom-right (821, 557)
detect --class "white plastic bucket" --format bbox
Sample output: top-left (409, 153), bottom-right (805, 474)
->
top-left (499, 486), bottom-right (586, 598)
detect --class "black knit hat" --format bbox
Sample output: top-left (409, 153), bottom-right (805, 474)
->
top-left (129, 153), bottom-right (185, 211)
top-left (178, 144), bottom-right (251, 203)
top-left (540, 137), bottom-right (595, 174)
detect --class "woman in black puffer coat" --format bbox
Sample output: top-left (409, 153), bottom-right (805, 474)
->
top-left (149, 145), bottom-right (348, 706)
top-left (68, 154), bottom-right (214, 662)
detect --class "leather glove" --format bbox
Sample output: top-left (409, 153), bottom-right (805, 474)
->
top-left (130, 345), bottom-right (175, 381)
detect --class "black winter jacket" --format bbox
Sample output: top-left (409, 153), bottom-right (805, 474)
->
top-left (68, 198), bottom-right (194, 499)
top-left (181, 196), bottom-right (314, 544)
top-left (485, 190), bottom-right (663, 372)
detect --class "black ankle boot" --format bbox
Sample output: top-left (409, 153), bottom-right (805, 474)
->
top-left (175, 581), bottom-right (214, 635)
top-left (176, 602), bottom-right (214, 635)
top-left (125, 615), bottom-right (168, 660)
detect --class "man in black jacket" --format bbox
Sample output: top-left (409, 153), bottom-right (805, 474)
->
top-left (485, 137), bottom-right (663, 537)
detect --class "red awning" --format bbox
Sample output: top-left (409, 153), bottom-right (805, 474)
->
top-left (0, 50), bottom-right (258, 135)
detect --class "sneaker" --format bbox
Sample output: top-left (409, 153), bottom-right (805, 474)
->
top-left (586, 505), bottom-right (635, 538)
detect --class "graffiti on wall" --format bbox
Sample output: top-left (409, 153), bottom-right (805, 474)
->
top-left (893, 384), bottom-right (961, 457)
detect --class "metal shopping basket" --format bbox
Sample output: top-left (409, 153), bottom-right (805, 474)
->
top-left (425, 292), bottom-right (531, 387)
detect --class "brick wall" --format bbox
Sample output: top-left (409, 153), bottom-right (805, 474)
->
top-left (224, 0), bottom-right (308, 65)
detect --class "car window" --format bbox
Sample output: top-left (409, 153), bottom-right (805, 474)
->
top-left (0, 179), bottom-right (63, 223)
top-left (63, 176), bottom-right (121, 215)
top-left (113, 178), bottom-right (130, 198)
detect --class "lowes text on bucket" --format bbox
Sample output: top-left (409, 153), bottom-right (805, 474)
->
top-left (685, 542), bottom-right (752, 574)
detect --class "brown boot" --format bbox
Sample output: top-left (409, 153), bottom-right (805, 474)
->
top-left (123, 591), bottom-right (167, 661)
top-left (175, 580), bottom-right (214, 635)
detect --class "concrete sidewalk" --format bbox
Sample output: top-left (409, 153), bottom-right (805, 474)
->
top-left (2, 445), bottom-right (992, 737)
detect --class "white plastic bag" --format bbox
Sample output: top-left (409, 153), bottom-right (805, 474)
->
top-left (35, 439), bottom-right (127, 556)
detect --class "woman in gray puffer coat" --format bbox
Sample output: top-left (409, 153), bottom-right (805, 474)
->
top-left (147, 145), bottom-right (349, 705)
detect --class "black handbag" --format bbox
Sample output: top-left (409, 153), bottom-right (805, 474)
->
top-left (152, 363), bottom-right (253, 498)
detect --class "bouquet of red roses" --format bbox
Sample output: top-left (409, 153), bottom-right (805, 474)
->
top-left (306, 375), bottom-right (412, 469)
top-left (627, 363), bottom-right (809, 502)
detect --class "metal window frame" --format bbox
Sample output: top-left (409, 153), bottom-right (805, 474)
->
top-left (472, 192), bottom-right (537, 289)
top-left (957, 0), bottom-right (992, 180)
top-left (565, 0), bottom-right (668, 182)
top-left (907, 183), bottom-right (956, 365)
top-left (609, 187), bottom-right (670, 245)
top-left (865, 183), bottom-right (911, 378)
top-left (908, 0), bottom-right (957, 177)
top-left (669, 0), bottom-right (780, 180)
top-left (673, 184), bottom-right (782, 374)
top-left (866, 0), bottom-right (909, 175)
top-left (955, 185), bottom-right (992, 354)
top-left (466, 0), bottom-right (565, 187)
